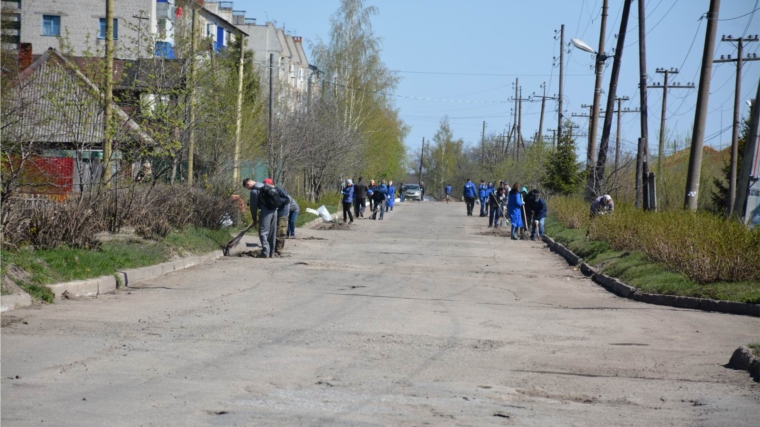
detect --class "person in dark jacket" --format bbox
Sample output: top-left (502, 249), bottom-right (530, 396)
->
top-left (368, 180), bottom-right (377, 212)
top-left (341, 179), bottom-right (354, 223)
top-left (507, 183), bottom-right (524, 240)
top-left (444, 184), bottom-right (452, 203)
top-left (370, 182), bottom-right (388, 220)
top-left (399, 182), bottom-right (405, 202)
top-left (264, 178), bottom-right (291, 256)
top-left (488, 187), bottom-right (505, 228)
top-left (526, 189), bottom-right (547, 240)
top-left (353, 177), bottom-right (368, 218)
top-left (463, 178), bottom-right (477, 216)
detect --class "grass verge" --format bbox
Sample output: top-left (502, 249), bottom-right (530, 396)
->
top-left (545, 216), bottom-right (760, 304)
top-left (1, 227), bottom-right (233, 303)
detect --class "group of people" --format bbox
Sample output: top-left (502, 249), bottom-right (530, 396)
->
top-left (341, 177), bottom-right (399, 222)
top-left (461, 179), bottom-right (547, 240)
top-left (242, 178), bottom-right (300, 258)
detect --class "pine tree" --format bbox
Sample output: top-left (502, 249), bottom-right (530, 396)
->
top-left (711, 109), bottom-right (752, 213)
top-left (542, 125), bottom-right (584, 196)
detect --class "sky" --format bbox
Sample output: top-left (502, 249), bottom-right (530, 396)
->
top-left (235, 0), bottom-right (760, 159)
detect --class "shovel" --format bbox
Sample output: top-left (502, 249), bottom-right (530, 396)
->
top-left (223, 221), bottom-right (256, 256)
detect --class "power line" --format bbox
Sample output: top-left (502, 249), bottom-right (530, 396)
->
top-left (715, 6), bottom-right (760, 21)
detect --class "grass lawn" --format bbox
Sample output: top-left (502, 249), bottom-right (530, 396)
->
top-left (545, 216), bottom-right (760, 304)
top-left (1, 227), bottom-right (233, 303)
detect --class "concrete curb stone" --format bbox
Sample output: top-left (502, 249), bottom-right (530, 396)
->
top-left (1, 293), bottom-right (33, 312)
top-left (544, 233), bottom-right (760, 318)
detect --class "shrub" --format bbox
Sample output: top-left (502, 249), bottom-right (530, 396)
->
top-left (2, 184), bottom-right (239, 250)
top-left (587, 204), bottom-right (760, 283)
top-left (549, 196), bottom-right (590, 229)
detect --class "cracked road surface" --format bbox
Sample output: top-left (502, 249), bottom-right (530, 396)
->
top-left (2, 202), bottom-right (759, 426)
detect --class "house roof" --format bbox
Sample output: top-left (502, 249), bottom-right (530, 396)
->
top-left (8, 48), bottom-right (153, 146)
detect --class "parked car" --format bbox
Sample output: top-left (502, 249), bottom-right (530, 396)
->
top-left (404, 184), bottom-right (422, 201)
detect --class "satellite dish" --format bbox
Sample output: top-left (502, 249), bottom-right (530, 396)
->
top-left (571, 38), bottom-right (597, 55)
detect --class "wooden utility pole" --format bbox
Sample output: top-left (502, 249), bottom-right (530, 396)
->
top-left (590, 0), bottom-right (632, 197)
top-left (509, 87), bottom-right (532, 160)
top-left (102, 0), bottom-right (114, 185)
top-left (557, 24), bottom-right (565, 142)
top-left (589, 0), bottom-right (609, 172)
top-left (715, 35), bottom-right (759, 215)
top-left (418, 137), bottom-right (425, 184)
top-left (513, 78), bottom-right (519, 158)
top-left (647, 68), bottom-right (694, 180)
top-left (600, 97), bottom-right (639, 188)
top-left (232, 35), bottom-right (246, 187)
top-left (685, 0), bottom-right (721, 211)
top-left (186, 7), bottom-right (198, 186)
top-left (481, 120), bottom-right (486, 166)
top-left (636, 0), bottom-right (649, 209)
top-left (534, 83), bottom-right (557, 148)
top-left (268, 53), bottom-right (274, 177)
top-left (548, 129), bottom-right (557, 149)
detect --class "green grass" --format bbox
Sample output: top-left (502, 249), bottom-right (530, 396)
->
top-left (1, 227), bottom-right (235, 303)
top-left (545, 216), bottom-right (760, 304)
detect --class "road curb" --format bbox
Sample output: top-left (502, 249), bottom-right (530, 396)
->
top-left (542, 235), bottom-right (760, 317)
top-left (1, 293), bottom-right (33, 312)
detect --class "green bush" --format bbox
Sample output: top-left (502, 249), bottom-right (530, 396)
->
top-left (588, 206), bottom-right (760, 283)
top-left (548, 198), bottom-right (760, 283)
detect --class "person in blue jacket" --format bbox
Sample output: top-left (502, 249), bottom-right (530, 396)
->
top-left (527, 189), bottom-right (547, 240)
top-left (478, 180), bottom-right (488, 216)
top-left (444, 184), bottom-right (452, 203)
top-left (341, 179), bottom-right (354, 224)
top-left (385, 181), bottom-right (396, 212)
top-left (507, 182), bottom-right (524, 240)
top-left (463, 178), bottom-right (476, 216)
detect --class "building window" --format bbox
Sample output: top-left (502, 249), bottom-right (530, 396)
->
top-left (42, 15), bottom-right (60, 37)
top-left (98, 18), bottom-right (118, 39)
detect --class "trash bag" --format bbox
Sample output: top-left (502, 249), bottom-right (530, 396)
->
top-left (305, 206), bottom-right (333, 222)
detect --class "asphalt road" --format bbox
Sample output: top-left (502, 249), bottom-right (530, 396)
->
top-left (2, 201), bottom-right (759, 426)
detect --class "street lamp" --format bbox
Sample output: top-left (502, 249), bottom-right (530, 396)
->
top-left (571, 38), bottom-right (611, 60)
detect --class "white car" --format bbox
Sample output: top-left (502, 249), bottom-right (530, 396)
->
top-left (404, 184), bottom-right (422, 201)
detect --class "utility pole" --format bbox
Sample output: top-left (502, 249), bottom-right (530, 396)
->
top-left (734, 78), bottom-right (760, 221)
top-left (481, 120), bottom-right (486, 166)
top-left (578, 103), bottom-right (595, 157)
top-left (102, 0), bottom-right (114, 185)
top-left (600, 97), bottom-right (639, 189)
top-left (715, 35), bottom-right (760, 215)
top-left (589, 0), bottom-right (633, 197)
top-left (232, 34), bottom-right (246, 187)
top-left (647, 68), bottom-right (694, 180)
top-left (685, 0), bottom-right (721, 211)
top-left (533, 83), bottom-right (558, 148)
top-left (548, 129), bottom-right (557, 149)
top-left (187, 7), bottom-right (198, 186)
top-left (268, 53), bottom-right (274, 177)
top-left (589, 0), bottom-right (609, 175)
top-left (636, 0), bottom-right (650, 210)
top-left (513, 78), bottom-right (519, 158)
top-left (557, 24), bottom-right (565, 142)
top-left (509, 88), bottom-right (532, 160)
top-left (419, 137), bottom-right (425, 184)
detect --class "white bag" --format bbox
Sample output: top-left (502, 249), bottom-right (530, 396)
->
top-left (305, 205), bottom-right (333, 222)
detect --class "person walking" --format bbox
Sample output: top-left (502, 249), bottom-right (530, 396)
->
top-left (386, 180), bottom-right (395, 212)
top-left (368, 180), bottom-right (377, 212)
top-left (463, 178), bottom-right (476, 216)
top-left (287, 195), bottom-right (300, 237)
top-left (419, 181), bottom-right (426, 201)
top-left (354, 177), bottom-right (368, 218)
top-left (342, 179), bottom-right (355, 223)
top-left (370, 181), bottom-right (387, 220)
top-left (507, 182), bottom-right (525, 240)
top-left (526, 189), bottom-right (547, 240)
top-left (478, 180), bottom-right (488, 216)
top-left (399, 182), bottom-right (405, 202)
top-left (243, 178), bottom-right (276, 258)
top-left (444, 184), bottom-right (452, 203)
top-left (488, 187), bottom-right (505, 228)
